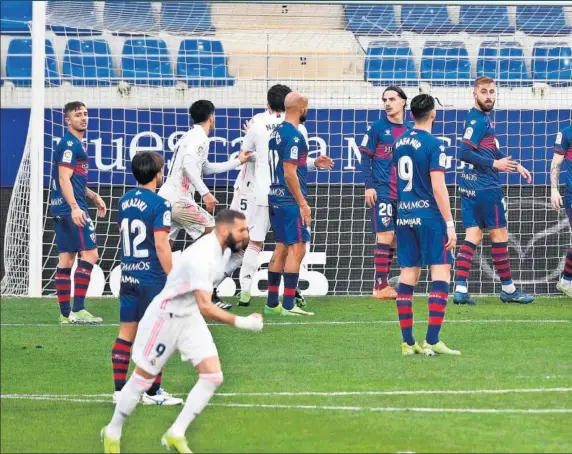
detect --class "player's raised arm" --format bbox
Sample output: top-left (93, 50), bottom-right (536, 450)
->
top-left (202, 149), bottom-right (252, 175)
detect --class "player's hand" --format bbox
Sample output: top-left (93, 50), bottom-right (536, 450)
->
top-left (314, 155), bottom-right (334, 170)
top-left (365, 188), bottom-right (377, 208)
top-left (71, 206), bottom-right (87, 227)
top-left (493, 157), bottom-right (519, 172)
top-left (238, 149), bottom-right (253, 164)
top-left (203, 193), bottom-right (218, 213)
top-left (234, 313), bottom-right (263, 332)
top-left (242, 119), bottom-right (253, 135)
top-left (445, 226), bottom-right (457, 251)
top-left (300, 203), bottom-right (312, 227)
top-left (551, 190), bottom-right (563, 210)
top-left (517, 164), bottom-right (532, 184)
top-left (94, 194), bottom-right (107, 218)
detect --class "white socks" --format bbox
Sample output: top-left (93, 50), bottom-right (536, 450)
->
top-left (239, 243), bottom-right (261, 292)
top-left (502, 283), bottom-right (516, 294)
top-left (455, 285), bottom-right (468, 294)
top-left (167, 372), bottom-right (224, 438)
top-left (107, 372), bottom-right (154, 439)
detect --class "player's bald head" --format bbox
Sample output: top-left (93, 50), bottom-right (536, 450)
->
top-left (285, 92), bottom-right (308, 122)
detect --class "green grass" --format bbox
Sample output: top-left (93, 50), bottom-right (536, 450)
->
top-left (1, 296), bottom-right (572, 453)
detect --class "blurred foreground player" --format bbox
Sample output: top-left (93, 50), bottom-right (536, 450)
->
top-left (112, 151), bottom-right (182, 406)
top-left (453, 76), bottom-right (534, 305)
top-left (50, 101), bottom-right (106, 324)
top-left (393, 94), bottom-right (460, 356)
top-left (550, 124), bottom-right (572, 298)
top-left (102, 210), bottom-right (263, 453)
top-left (360, 87), bottom-right (412, 299)
top-left (265, 92), bottom-right (315, 316)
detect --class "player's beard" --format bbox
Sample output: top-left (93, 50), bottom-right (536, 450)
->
top-left (226, 233), bottom-right (247, 253)
top-left (299, 113), bottom-right (307, 123)
top-left (477, 98), bottom-right (495, 113)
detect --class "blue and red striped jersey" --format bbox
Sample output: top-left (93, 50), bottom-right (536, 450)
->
top-left (554, 125), bottom-right (572, 194)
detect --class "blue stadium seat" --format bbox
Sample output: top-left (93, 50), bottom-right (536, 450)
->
top-left (401, 5), bottom-right (458, 34)
top-left (47, 1), bottom-right (100, 36)
top-left (104, 2), bottom-right (154, 35)
top-left (6, 38), bottom-right (60, 87)
top-left (160, 2), bottom-right (215, 34)
top-left (516, 7), bottom-right (572, 36)
top-left (532, 42), bottom-right (572, 87)
top-left (459, 6), bottom-right (515, 34)
top-left (364, 41), bottom-right (416, 86)
top-left (1, 1), bottom-right (32, 34)
top-left (63, 39), bottom-right (116, 86)
top-left (420, 41), bottom-right (471, 86)
top-left (122, 39), bottom-right (174, 86)
top-left (345, 5), bottom-right (399, 35)
top-left (477, 42), bottom-right (531, 87)
top-left (177, 39), bottom-right (234, 87)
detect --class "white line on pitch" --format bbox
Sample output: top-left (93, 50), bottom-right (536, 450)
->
top-left (1, 319), bottom-right (570, 328)
top-left (0, 394), bottom-right (569, 414)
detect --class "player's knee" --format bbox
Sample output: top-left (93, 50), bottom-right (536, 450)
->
top-left (200, 371), bottom-right (224, 387)
top-left (81, 249), bottom-right (99, 264)
top-left (58, 253), bottom-right (75, 268)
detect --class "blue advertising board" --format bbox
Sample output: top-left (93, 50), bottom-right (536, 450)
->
top-left (1, 108), bottom-right (569, 187)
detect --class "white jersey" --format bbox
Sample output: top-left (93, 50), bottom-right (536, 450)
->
top-left (159, 125), bottom-right (210, 204)
top-left (233, 160), bottom-right (256, 195)
top-left (241, 111), bottom-right (308, 206)
top-left (149, 232), bottom-right (228, 316)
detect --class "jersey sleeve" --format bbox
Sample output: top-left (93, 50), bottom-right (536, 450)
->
top-left (429, 143), bottom-right (448, 173)
top-left (461, 117), bottom-right (487, 149)
top-left (241, 122), bottom-right (257, 151)
top-left (56, 140), bottom-right (78, 169)
top-left (153, 199), bottom-right (172, 232)
top-left (359, 124), bottom-right (377, 156)
top-left (283, 134), bottom-right (301, 164)
top-left (186, 258), bottom-right (214, 294)
top-left (554, 129), bottom-right (570, 155)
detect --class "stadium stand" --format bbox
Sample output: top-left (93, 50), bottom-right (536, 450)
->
top-left (365, 41), bottom-right (416, 86)
top-left (1, 0), bottom-right (31, 34)
top-left (516, 6), bottom-right (572, 36)
top-left (103, 1), bottom-right (155, 35)
top-left (401, 5), bottom-right (459, 34)
top-left (6, 38), bottom-right (60, 86)
top-left (121, 38), bottom-right (174, 86)
top-left (420, 41), bottom-right (472, 86)
top-left (477, 41), bottom-right (531, 87)
top-left (532, 42), bottom-right (572, 86)
top-left (160, 2), bottom-right (215, 34)
top-left (177, 39), bottom-right (234, 86)
top-left (62, 38), bottom-right (116, 86)
top-left (459, 6), bottom-right (516, 35)
top-left (345, 5), bottom-right (400, 35)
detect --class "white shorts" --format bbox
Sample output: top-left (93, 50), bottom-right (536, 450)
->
top-left (132, 306), bottom-right (219, 376)
top-left (170, 200), bottom-right (215, 242)
top-left (230, 191), bottom-right (256, 224)
top-left (249, 205), bottom-right (271, 242)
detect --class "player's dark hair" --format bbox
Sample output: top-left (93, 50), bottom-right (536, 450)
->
top-left (410, 94), bottom-right (435, 122)
top-left (64, 101), bottom-right (86, 117)
top-left (189, 100), bottom-right (215, 124)
top-left (267, 84), bottom-right (292, 112)
top-left (131, 151), bottom-right (165, 185)
top-left (215, 209), bottom-right (246, 225)
top-left (383, 86), bottom-right (407, 105)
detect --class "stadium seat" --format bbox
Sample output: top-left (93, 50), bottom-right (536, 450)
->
top-left (160, 2), bottom-right (215, 34)
top-left (1, 1), bottom-right (32, 34)
top-left (6, 38), bottom-right (60, 87)
top-left (345, 5), bottom-right (400, 35)
top-left (477, 42), bottom-right (531, 87)
top-left (532, 42), bottom-right (572, 87)
top-left (516, 6), bottom-right (572, 36)
top-left (364, 41), bottom-right (416, 86)
top-left (401, 5), bottom-right (458, 34)
top-left (459, 6), bottom-right (515, 34)
top-left (177, 39), bottom-right (234, 87)
top-left (47, 1), bottom-right (100, 36)
top-left (121, 39), bottom-right (174, 86)
top-left (420, 41), bottom-right (471, 86)
top-left (103, 1), bottom-right (155, 35)
top-left (62, 39), bottom-right (116, 86)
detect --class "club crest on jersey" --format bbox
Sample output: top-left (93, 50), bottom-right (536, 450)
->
top-left (62, 150), bottom-right (73, 163)
top-left (382, 216), bottom-right (391, 227)
top-left (463, 127), bottom-right (474, 140)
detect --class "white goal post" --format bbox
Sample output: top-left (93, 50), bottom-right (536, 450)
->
top-left (1, 1), bottom-right (570, 297)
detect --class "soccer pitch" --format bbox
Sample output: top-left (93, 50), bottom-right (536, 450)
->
top-left (1, 296), bottom-right (571, 453)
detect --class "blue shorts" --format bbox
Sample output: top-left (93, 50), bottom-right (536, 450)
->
top-left (396, 218), bottom-right (454, 268)
top-left (461, 188), bottom-right (507, 230)
top-left (371, 198), bottom-right (397, 233)
top-left (119, 280), bottom-right (166, 323)
top-left (269, 203), bottom-right (311, 245)
top-left (53, 214), bottom-right (97, 253)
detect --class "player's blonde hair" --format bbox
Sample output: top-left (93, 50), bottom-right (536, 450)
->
top-left (474, 76), bottom-right (495, 88)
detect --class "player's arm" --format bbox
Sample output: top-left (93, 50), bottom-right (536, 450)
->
top-left (154, 201), bottom-right (173, 274)
top-left (202, 148), bottom-right (252, 175)
top-left (283, 138), bottom-right (311, 226)
top-left (85, 187), bottom-right (107, 218)
top-left (551, 131), bottom-right (569, 210)
top-left (179, 143), bottom-right (218, 212)
top-left (359, 126), bottom-right (377, 207)
top-left (430, 146), bottom-right (456, 251)
top-left (307, 154), bottom-right (334, 171)
top-left (58, 165), bottom-right (86, 227)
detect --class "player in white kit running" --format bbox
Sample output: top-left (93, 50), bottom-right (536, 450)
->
top-left (102, 210), bottom-right (263, 454)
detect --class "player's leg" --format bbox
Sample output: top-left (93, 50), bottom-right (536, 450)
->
top-left (395, 224), bottom-right (422, 355)
top-left (70, 245), bottom-right (102, 323)
top-left (371, 199), bottom-right (397, 299)
top-left (55, 251), bottom-right (75, 324)
top-left (265, 242), bottom-right (288, 314)
top-left (557, 204), bottom-right (572, 297)
top-left (111, 321), bottom-right (137, 401)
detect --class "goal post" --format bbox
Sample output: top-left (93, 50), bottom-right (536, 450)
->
top-left (1, 1), bottom-right (570, 297)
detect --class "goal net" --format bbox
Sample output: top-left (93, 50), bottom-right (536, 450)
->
top-left (1, 2), bottom-right (570, 297)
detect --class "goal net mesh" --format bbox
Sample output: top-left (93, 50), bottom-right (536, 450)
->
top-left (1, 2), bottom-right (570, 297)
